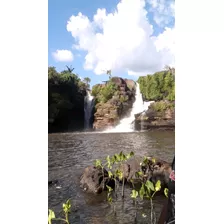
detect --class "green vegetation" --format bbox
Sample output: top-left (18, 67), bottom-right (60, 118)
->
top-left (83, 77), bottom-right (91, 89)
top-left (48, 66), bottom-right (89, 131)
top-left (48, 199), bottom-right (71, 224)
top-left (92, 80), bottom-right (118, 103)
top-left (94, 152), bottom-right (168, 223)
top-left (138, 68), bottom-right (175, 101)
top-left (151, 101), bottom-right (175, 112)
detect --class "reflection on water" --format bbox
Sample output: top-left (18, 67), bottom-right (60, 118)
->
top-left (48, 130), bottom-right (175, 223)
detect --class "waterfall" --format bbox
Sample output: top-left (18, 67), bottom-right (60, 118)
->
top-left (84, 90), bottom-right (94, 130)
top-left (103, 83), bottom-right (153, 133)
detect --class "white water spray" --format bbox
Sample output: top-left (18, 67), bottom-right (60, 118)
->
top-left (103, 83), bottom-right (153, 133)
top-left (84, 91), bottom-right (94, 129)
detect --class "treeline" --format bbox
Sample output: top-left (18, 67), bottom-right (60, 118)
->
top-left (138, 68), bottom-right (175, 101)
top-left (48, 66), bottom-right (90, 132)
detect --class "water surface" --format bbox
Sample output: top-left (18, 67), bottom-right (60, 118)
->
top-left (48, 130), bottom-right (175, 224)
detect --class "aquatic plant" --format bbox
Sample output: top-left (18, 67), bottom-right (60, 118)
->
top-left (48, 199), bottom-right (71, 224)
top-left (94, 152), bottom-right (169, 224)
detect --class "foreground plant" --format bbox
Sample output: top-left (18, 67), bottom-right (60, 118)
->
top-left (131, 179), bottom-right (162, 224)
top-left (94, 151), bottom-right (135, 215)
top-left (94, 152), bottom-right (170, 223)
top-left (48, 199), bottom-right (71, 224)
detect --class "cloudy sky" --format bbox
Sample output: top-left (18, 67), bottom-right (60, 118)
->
top-left (49, 0), bottom-right (175, 87)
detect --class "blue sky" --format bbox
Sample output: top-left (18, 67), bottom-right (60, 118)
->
top-left (48, 0), bottom-right (175, 87)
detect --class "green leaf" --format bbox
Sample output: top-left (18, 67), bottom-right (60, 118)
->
top-left (119, 151), bottom-right (124, 161)
top-left (114, 154), bottom-right (120, 162)
top-left (152, 158), bottom-right (156, 164)
top-left (135, 171), bottom-right (143, 178)
top-left (94, 159), bottom-right (102, 168)
top-left (131, 190), bottom-right (138, 199)
top-left (155, 180), bottom-right (161, 192)
top-left (145, 180), bottom-right (155, 191)
top-left (126, 152), bottom-right (134, 160)
top-left (48, 209), bottom-right (55, 220)
top-left (108, 171), bottom-right (113, 178)
top-left (115, 169), bottom-right (123, 180)
top-left (130, 151), bottom-right (134, 157)
top-left (106, 185), bottom-right (113, 192)
top-left (62, 199), bottom-right (71, 213)
top-left (108, 196), bottom-right (113, 203)
top-left (164, 188), bottom-right (169, 198)
top-left (139, 184), bottom-right (145, 200)
top-left (106, 156), bottom-right (112, 169)
top-left (111, 156), bottom-right (116, 164)
top-left (143, 156), bottom-right (149, 165)
top-left (66, 199), bottom-right (71, 210)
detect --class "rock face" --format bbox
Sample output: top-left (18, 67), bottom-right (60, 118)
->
top-left (93, 77), bottom-right (136, 131)
top-left (120, 156), bottom-right (172, 189)
top-left (80, 166), bottom-right (115, 194)
top-left (134, 101), bottom-right (175, 130)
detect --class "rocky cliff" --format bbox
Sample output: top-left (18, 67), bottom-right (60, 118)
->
top-left (92, 77), bottom-right (136, 131)
top-left (134, 101), bottom-right (175, 130)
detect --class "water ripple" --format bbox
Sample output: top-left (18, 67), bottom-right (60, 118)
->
top-left (49, 130), bottom-right (175, 223)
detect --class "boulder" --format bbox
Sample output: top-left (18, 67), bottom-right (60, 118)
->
top-left (80, 166), bottom-right (115, 194)
top-left (119, 156), bottom-right (172, 190)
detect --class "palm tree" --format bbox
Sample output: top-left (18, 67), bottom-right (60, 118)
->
top-left (66, 65), bottom-right (75, 73)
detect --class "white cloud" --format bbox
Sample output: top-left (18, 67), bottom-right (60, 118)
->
top-left (52, 50), bottom-right (74, 62)
top-left (147, 0), bottom-right (175, 27)
top-left (66, 0), bottom-right (174, 76)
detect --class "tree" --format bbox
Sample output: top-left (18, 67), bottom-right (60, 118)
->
top-left (106, 70), bottom-right (112, 79)
top-left (48, 67), bottom-right (58, 78)
top-left (137, 69), bottom-right (175, 101)
top-left (48, 66), bottom-right (85, 130)
top-left (66, 65), bottom-right (75, 73)
top-left (83, 77), bottom-right (91, 89)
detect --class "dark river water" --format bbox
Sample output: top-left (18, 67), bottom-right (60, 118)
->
top-left (48, 130), bottom-right (175, 224)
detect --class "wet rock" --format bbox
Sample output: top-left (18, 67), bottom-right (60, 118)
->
top-left (134, 101), bottom-right (175, 130)
top-left (148, 157), bottom-right (172, 190)
top-left (119, 156), bottom-right (172, 190)
top-left (80, 166), bottom-right (115, 194)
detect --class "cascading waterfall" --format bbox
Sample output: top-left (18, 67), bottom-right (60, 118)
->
top-left (103, 83), bottom-right (153, 133)
top-left (84, 90), bottom-right (95, 130)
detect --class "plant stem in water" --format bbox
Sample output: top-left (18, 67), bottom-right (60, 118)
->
top-left (102, 167), bottom-right (105, 190)
top-left (65, 212), bottom-right (70, 224)
top-left (150, 199), bottom-right (153, 224)
top-left (122, 177), bottom-right (125, 199)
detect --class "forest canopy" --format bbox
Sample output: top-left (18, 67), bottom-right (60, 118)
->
top-left (137, 69), bottom-right (175, 101)
top-left (48, 66), bottom-right (89, 129)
